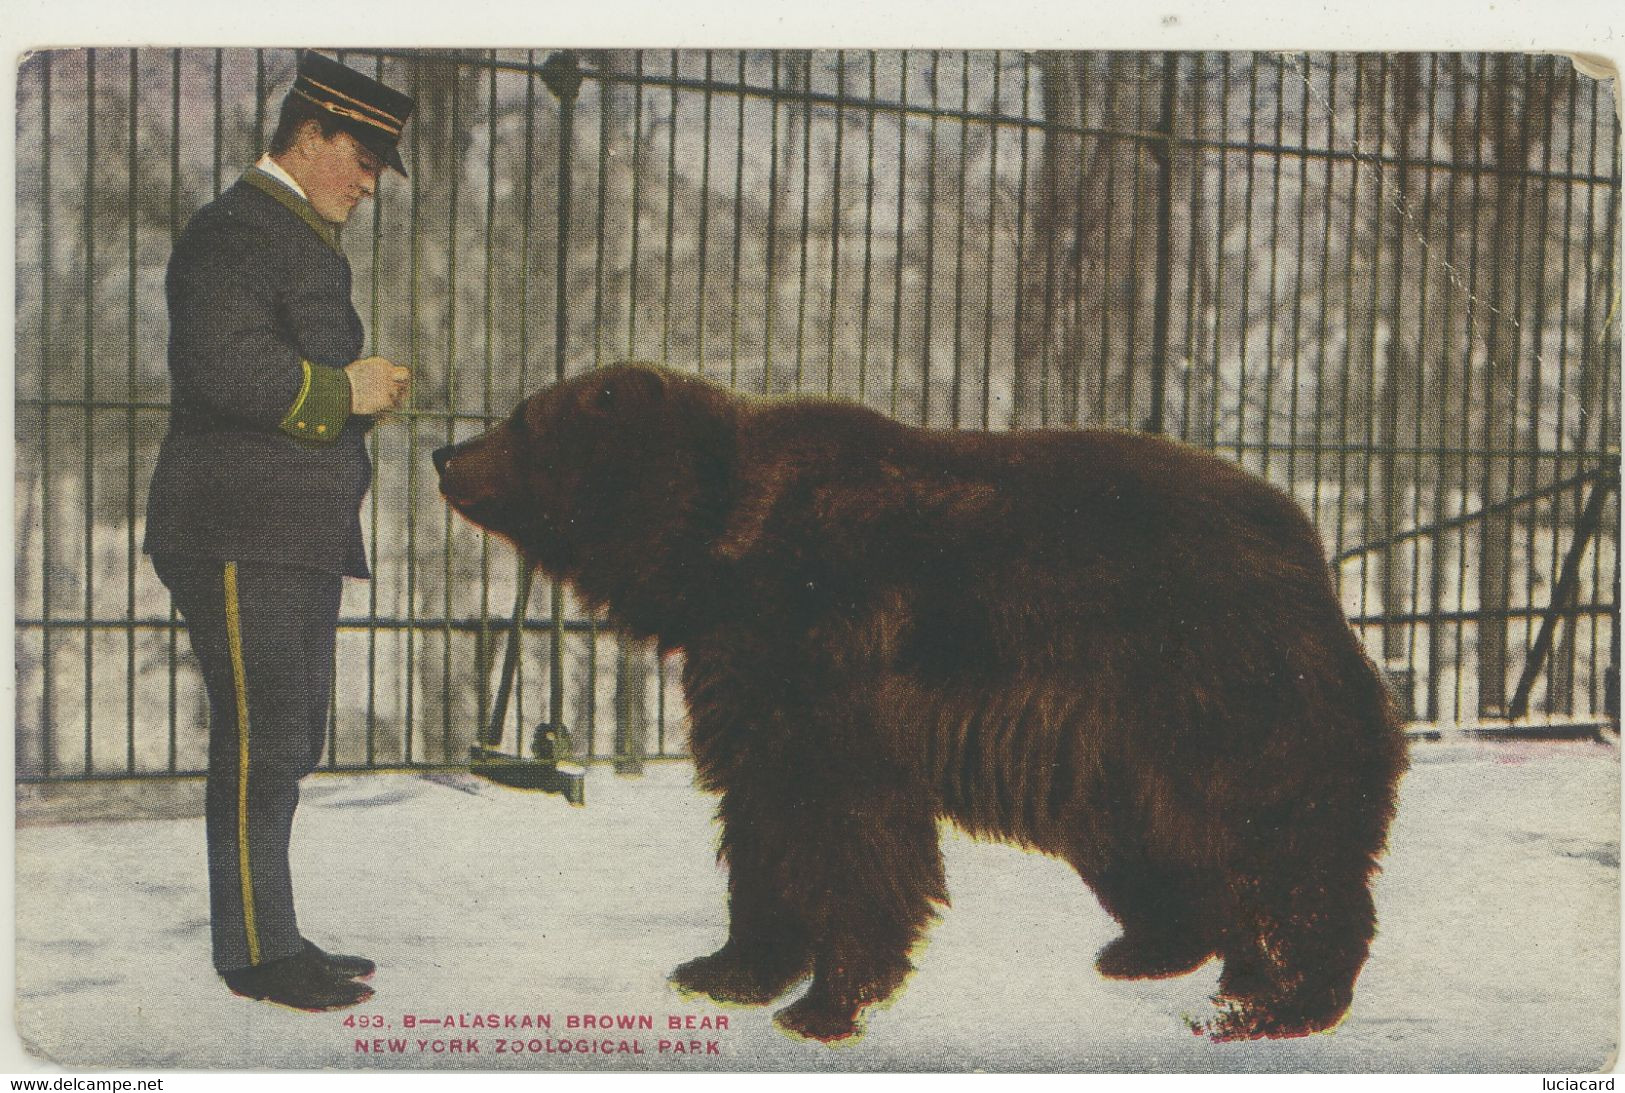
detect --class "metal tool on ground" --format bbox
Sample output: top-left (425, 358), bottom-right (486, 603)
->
top-left (468, 564), bottom-right (586, 804)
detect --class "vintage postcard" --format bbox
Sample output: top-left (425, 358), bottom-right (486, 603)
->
top-left (7, 8), bottom-right (1621, 1078)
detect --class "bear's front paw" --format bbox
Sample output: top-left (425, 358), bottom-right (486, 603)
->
top-left (772, 993), bottom-right (863, 1044)
top-left (1095, 933), bottom-right (1215, 980)
top-left (669, 947), bottom-right (810, 1006)
top-left (1200, 984), bottom-right (1353, 1042)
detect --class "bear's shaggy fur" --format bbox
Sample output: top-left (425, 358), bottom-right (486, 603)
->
top-left (434, 363), bottom-right (1407, 1043)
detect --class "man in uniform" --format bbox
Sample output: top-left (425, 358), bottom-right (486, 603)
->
top-left (145, 51), bottom-right (415, 1012)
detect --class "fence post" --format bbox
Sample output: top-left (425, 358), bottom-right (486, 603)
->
top-left (541, 51), bottom-right (582, 756)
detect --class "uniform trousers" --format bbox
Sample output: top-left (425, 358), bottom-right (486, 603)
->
top-left (152, 554), bottom-right (342, 974)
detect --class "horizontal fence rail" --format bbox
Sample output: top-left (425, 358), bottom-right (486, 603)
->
top-left (12, 47), bottom-right (1622, 782)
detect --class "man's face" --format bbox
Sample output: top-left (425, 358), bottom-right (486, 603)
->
top-left (291, 125), bottom-right (385, 225)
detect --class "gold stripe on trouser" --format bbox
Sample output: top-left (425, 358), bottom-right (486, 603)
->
top-left (222, 562), bottom-right (261, 965)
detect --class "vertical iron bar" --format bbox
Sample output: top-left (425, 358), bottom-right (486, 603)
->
top-left (365, 54), bottom-right (385, 767)
top-left (1312, 55), bottom-right (1337, 526)
top-left (1259, 54), bottom-right (1285, 475)
top-left (592, 51), bottom-right (609, 375)
top-left (1574, 70), bottom-right (1602, 712)
top-left (478, 55), bottom-right (499, 737)
top-left (859, 52), bottom-right (878, 404)
top-left (1549, 59), bottom-right (1580, 713)
top-left (610, 53), bottom-right (633, 772)
top-left (629, 51), bottom-right (645, 362)
top-left (1285, 53), bottom-right (1311, 489)
top-left (1455, 54), bottom-right (1489, 720)
top-left (83, 48), bottom-right (98, 774)
top-left (949, 51), bottom-right (969, 426)
top-left (1148, 51), bottom-right (1177, 436)
top-left (763, 51), bottom-right (781, 392)
top-left (443, 60), bottom-right (462, 761)
top-left (529, 51), bottom-right (549, 750)
top-left (1477, 53), bottom-right (1510, 715)
top-left (661, 50), bottom-right (678, 366)
top-left (1427, 54), bottom-right (1463, 722)
top-left (1087, 59), bottom-right (1107, 427)
top-left (1524, 54), bottom-right (1555, 708)
top-left (919, 51), bottom-right (939, 425)
top-left (729, 51), bottom-right (747, 387)
top-left (1236, 52), bottom-right (1259, 467)
top-left (657, 656), bottom-right (668, 757)
top-left (980, 53), bottom-right (1001, 432)
top-left (212, 50), bottom-right (223, 198)
top-left (1390, 56), bottom-right (1423, 692)
top-left (1333, 56), bottom-right (1363, 592)
top-left (1413, 54), bottom-right (1443, 720)
top-left (1209, 53), bottom-right (1231, 455)
top-left (586, 620), bottom-right (599, 759)
top-left (1501, 55), bottom-right (1536, 699)
top-left (1122, 53), bottom-right (1148, 429)
top-left (1179, 51), bottom-right (1206, 445)
top-left (324, 47), bottom-right (345, 768)
top-left (1590, 79), bottom-right (1620, 714)
top-left (1076, 59), bottom-right (1097, 427)
top-left (549, 52), bottom-right (581, 741)
top-left (829, 50), bottom-right (847, 397)
top-left (405, 60), bottom-right (422, 763)
top-left (697, 50), bottom-right (714, 373)
top-left (1612, 498), bottom-right (1621, 721)
top-left (1435, 57), bottom-right (1466, 720)
top-left (254, 49), bottom-right (266, 149)
top-left (794, 55), bottom-right (813, 392)
top-left (1040, 56), bottom-right (1065, 430)
top-left (656, 654), bottom-right (667, 765)
top-left (890, 51), bottom-right (911, 417)
top-left (167, 48), bottom-right (180, 770)
top-left (39, 51), bottom-right (54, 778)
top-left (1358, 57), bottom-right (1389, 656)
top-left (1010, 52), bottom-right (1030, 431)
top-left (520, 51), bottom-right (539, 744)
top-left (126, 49), bottom-right (139, 772)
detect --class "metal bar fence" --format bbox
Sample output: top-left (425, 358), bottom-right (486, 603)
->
top-left (12, 48), bottom-right (1622, 783)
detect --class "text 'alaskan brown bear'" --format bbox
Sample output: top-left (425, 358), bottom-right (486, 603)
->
top-left (433, 363), bottom-right (1407, 1044)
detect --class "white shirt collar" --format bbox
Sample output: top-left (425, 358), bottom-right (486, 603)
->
top-left (255, 155), bottom-right (308, 202)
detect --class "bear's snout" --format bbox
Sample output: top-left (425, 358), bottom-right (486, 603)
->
top-left (433, 436), bottom-right (504, 510)
top-left (434, 427), bottom-right (538, 553)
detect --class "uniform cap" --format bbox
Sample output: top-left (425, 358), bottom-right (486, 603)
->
top-left (291, 50), bottom-right (415, 177)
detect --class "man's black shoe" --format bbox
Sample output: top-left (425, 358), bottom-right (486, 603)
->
top-left (303, 938), bottom-right (376, 980)
top-left (222, 949), bottom-right (374, 1012)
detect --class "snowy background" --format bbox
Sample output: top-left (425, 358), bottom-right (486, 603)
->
top-left (11, 738), bottom-right (1620, 1074)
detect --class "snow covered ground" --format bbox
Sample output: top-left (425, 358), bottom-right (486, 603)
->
top-left (9, 739), bottom-right (1620, 1074)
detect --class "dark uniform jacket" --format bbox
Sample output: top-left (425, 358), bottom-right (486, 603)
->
top-left (145, 169), bottom-right (373, 577)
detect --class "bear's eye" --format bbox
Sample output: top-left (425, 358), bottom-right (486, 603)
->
top-left (595, 385), bottom-right (615, 411)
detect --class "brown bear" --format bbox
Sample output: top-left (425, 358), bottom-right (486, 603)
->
top-left (433, 363), bottom-right (1407, 1044)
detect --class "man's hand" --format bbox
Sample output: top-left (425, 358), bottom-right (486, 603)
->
top-left (345, 356), bottom-right (411, 416)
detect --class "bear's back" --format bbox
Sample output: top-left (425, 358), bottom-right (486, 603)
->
top-left (735, 398), bottom-right (1327, 591)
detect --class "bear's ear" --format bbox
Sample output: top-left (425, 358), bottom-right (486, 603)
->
top-left (712, 460), bottom-right (791, 562)
top-left (584, 364), bottom-right (668, 417)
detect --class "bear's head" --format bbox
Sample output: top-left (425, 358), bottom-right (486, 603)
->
top-left (434, 363), bottom-right (739, 636)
